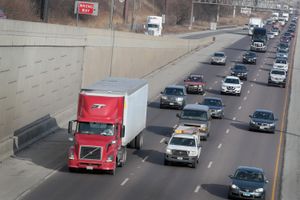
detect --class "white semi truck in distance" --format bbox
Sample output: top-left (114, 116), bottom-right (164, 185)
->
top-left (248, 18), bottom-right (264, 35)
top-left (145, 16), bottom-right (163, 36)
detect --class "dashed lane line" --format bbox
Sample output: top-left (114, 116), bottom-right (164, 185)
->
top-left (142, 156), bottom-right (149, 162)
top-left (208, 161), bottom-right (213, 168)
top-left (160, 138), bottom-right (166, 143)
top-left (194, 185), bottom-right (201, 193)
top-left (247, 90), bottom-right (250, 94)
top-left (226, 129), bottom-right (230, 134)
top-left (238, 106), bottom-right (242, 110)
top-left (243, 96), bottom-right (247, 101)
top-left (218, 143), bottom-right (222, 149)
top-left (233, 117), bottom-right (236, 121)
top-left (121, 178), bottom-right (129, 186)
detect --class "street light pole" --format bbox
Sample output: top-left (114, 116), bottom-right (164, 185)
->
top-left (109, 0), bottom-right (115, 29)
top-left (189, 0), bottom-right (194, 30)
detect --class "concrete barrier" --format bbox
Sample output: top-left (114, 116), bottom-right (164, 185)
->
top-left (0, 19), bottom-right (212, 160)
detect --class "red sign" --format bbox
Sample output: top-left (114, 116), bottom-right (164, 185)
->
top-left (78, 2), bottom-right (94, 15)
top-left (75, 1), bottom-right (99, 16)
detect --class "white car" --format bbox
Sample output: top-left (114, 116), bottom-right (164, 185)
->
top-left (273, 58), bottom-right (288, 72)
top-left (211, 52), bottom-right (227, 65)
top-left (268, 68), bottom-right (287, 88)
top-left (221, 76), bottom-right (243, 96)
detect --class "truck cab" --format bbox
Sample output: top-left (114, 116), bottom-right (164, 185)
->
top-left (146, 16), bottom-right (163, 36)
top-left (164, 128), bottom-right (201, 168)
top-left (175, 104), bottom-right (211, 140)
top-left (250, 27), bottom-right (268, 52)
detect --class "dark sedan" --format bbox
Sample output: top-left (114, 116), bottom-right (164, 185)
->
top-left (249, 109), bottom-right (277, 133)
top-left (228, 166), bottom-right (268, 200)
top-left (200, 97), bottom-right (225, 119)
top-left (231, 64), bottom-right (248, 80)
top-left (242, 51), bottom-right (257, 64)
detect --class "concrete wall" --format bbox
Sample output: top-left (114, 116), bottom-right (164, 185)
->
top-left (0, 20), bottom-right (212, 160)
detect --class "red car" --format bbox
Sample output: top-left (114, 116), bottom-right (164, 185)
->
top-left (184, 74), bottom-right (206, 94)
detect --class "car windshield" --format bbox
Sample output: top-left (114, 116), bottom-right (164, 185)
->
top-left (148, 24), bottom-right (159, 28)
top-left (214, 53), bottom-right (224, 57)
top-left (181, 109), bottom-right (208, 121)
top-left (276, 60), bottom-right (287, 64)
top-left (165, 88), bottom-right (184, 96)
top-left (224, 78), bottom-right (239, 84)
top-left (246, 52), bottom-right (255, 57)
top-left (203, 99), bottom-right (222, 107)
top-left (271, 70), bottom-right (285, 75)
top-left (78, 122), bottom-right (114, 136)
top-left (170, 137), bottom-right (196, 147)
top-left (253, 111), bottom-right (274, 120)
top-left (234, 65), bottom-right (246, 71)
top-left (188, 76), bottom-right (203, 82)
top-left (234, 169), bottom-right (264, 182)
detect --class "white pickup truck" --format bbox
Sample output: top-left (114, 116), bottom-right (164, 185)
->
top-left (164, 126), bottom-right (201, 168)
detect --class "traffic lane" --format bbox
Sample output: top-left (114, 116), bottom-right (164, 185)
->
top-left (20, 35), bottom-right (251, 200)
top-left (21, 34), bottom-right (281, 200)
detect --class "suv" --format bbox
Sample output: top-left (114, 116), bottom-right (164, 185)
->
top-left (176, 104), bottom-right (211, 140)
top-left (268, 68), bottom-right (287, 88)
top-left (273, 58), bottom-right (288, 72)
top-left (184, 74), bottom-right (206, 94)
top-left (160, 85), bottom-right (186, 109)
top-left (228, 166), bottom-right (268, 200)
top-left (249, 109), bottom-right (277, 133)
top-left (201, 97), bottom-right (225, 119)
top-left (231, 64), bottom-right (248, 80)
top-left (164, 127), bottom-right (201, 168)
top-left (221, 76), bottom-right (243, 96)
top-left (211, 52), bottom-right (227, 65)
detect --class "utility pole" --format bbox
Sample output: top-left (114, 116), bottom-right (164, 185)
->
top-left (41, 0), bottom-right (49, 22)
top-left (123, 0), bottom-right (129, 23)
top-left (109, 0), bottom-right (115, 29)
top-left (189, 0), bottom-right (194, 30)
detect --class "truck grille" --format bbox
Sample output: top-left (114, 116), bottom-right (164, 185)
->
top-left (172, 150), bottom-right (188, 156)
top-left (227, 86), bottom-right (235, 90)
top-left (79, 146), bottom-right (102, 160)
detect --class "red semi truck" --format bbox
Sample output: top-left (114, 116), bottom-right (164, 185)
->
top-left (68, 77), bottom-right (148, 175)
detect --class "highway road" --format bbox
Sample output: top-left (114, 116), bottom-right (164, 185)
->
top-left (21, 27), bottom-right (294, 200)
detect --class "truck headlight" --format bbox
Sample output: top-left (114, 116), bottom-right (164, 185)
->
top-left (161, 95), bottom-right (167, 100)
top-left (176, 97), bottom-right (184, 101)
top-left (166, 148), bottom-right (172, 154)
top-left (106, 154), bottom-right (114, 162)
top-left (68, 146), bottom-right (75, 160)
top-left (199, 125), bottom-right (208, 132)
top-left (255, 188), bottom-right (264, 193)
top-left (188, 151), bottom-right (198, 157)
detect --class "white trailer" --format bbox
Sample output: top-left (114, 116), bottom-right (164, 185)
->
top-left (248, 18), bottom-right (263, 35)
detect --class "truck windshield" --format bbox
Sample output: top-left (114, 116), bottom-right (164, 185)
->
top-left (170, 137), bottom-right (195, 147)
top-left (148, 24), bottom-right (159, 28)
top-left (78, 122), bottom-right (114, 136)
top-left (181, 109), bottom-right (208, 121)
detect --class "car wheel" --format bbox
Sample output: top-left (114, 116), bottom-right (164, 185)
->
top-left (220, 91), bottom-right (224, 95)
top-left (237, 92), bottom-right (241, 96)
top-left (68, 167), bottom-right (77, 173)
top-left (164, 159), bottom-right (169, 166)
top-left (191, 160), bottom-right (197, 168)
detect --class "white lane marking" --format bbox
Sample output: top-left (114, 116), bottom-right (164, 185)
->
top-left (142, 156), bottom-right (149, 162)
top-left (233, 117), bottom-right (236, 121)
top-left (209, 87), bottom-right (212, 90)
top-left (256, 73), bottom-right (259, 76)
top-left (16, 189), bottom-right (32, 200)
top-left (251, 84), bottom-right (254, 87)
top-left (238, 106), bottom-right (242, 110)
top-left (160, 138), bottom-right (166, 143)
top-left (247, 90), bottom-right (250, 94)
top-left (203, 93), bottom-right (206, 96)
top-left (218, 143), bottom-right (222, 149)
top-left (208, 161), bottom-right (213, 168)
top-left (194, 185), bottom-right (201, 193)
top-left (226, 129), bottom-right (230, 134)
top-left (243, 96), bottom-right (247, 101)
top-left (137, 166), bottom-right (141, 169)
top-left (259, 69), bottom-right (262, 72)
top-left (121, 178), bottom-right (129, 186)
top-left (214, 80), bottom-right (218, 84)
top-left (254, 78), bottom-right (257, 81)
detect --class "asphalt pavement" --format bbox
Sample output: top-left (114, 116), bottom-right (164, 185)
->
top-left (0, 25), bottom-right (297, 200)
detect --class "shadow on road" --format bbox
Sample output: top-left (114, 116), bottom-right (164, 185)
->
top-left (133, 149), bottom-right (164, 166)
top-left (249, 80), bottom-right (269, 87)
top-left (201, 183), bottom-right (228, 199)
top-left (146, 125), bottom-right (173, 137)
top-left (230, 121), bottom-right (249, 131)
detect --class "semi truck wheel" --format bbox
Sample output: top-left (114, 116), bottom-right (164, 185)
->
top-left (135, 132), bottom-right (143, 150)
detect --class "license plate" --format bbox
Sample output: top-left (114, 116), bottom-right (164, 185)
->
top-left (86, 166), bottom-right (93, 170)
top-left (243, 192), bottom-right (251, 197)
top-left (169, 103), bottom-right (174, 105)
top-left (260, 126), bottom-right (268, 129)
top-left (177, 157), bottom-right (183, 160)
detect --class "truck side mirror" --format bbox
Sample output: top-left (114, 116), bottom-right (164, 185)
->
top-left (68, 120), bottom-right (75, 134)
top-left (121, 125), bottom-right (125, 138)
